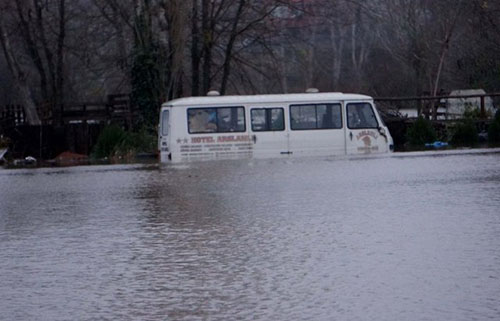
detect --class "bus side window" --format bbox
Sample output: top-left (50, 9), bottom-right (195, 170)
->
top-left (251, 108), bottom-right (284, 131)
top-left (188, 107), bottom-right (245, 134)
top-left (188, 108), bottom-right (217, 133)
top-left (318, 104), bottom-right (342, 129)
top-left (270, 108), bottom-right (285, 130)
top-left (251, 109), bottom-right (266, 131)
top-left (218, 107), bottom-right (245, 132)
top-left (290, 103), bottom-right (341, 130)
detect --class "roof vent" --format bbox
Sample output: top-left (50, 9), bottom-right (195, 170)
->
top-left (305, 88), bottom-right (319, 93)
top-left (207, 90), bottom-right (220, 96)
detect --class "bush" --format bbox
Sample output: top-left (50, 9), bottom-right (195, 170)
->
top-left (91, 125), bottom-right (156, 159)
top-left (115, 128), bottom-right (156, 157)
top-left (488, 121), bottom-right (500, 143)
top-left (488, 109), bottom-right (500, 143)
top-left (406, 117), bottom-right (437, 145)
top-left (462, 106), bottom-right (481, 120)
top-left (0, 135), bottom-right (10, 149)
top-left (450, 120), bottom-right (478, 146)
top-left (91, 125), bottom-right (126, 159)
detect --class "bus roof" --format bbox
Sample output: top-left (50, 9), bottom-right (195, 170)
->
top-left (162, 92), bottom-right (372, 107)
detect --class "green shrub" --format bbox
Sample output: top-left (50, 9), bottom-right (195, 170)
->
top-left (450, 120), bottom-right (478, 146)
top-left (91, 125), bottom-right (156, 159)
top-left (115, 129), bottom-right (156, 156)
top-left (91, 125), bottom-right (126, 159)
top-left (463, 106), bottom-right (481, 120)
top-left (0, 135), bottom-right (10, 148)
top-left (488, 110), bottom-right (500, 143)
top-left (488, 121), bottom-right (500, 143)
top-left (406, 117), bottom-right (437, 145)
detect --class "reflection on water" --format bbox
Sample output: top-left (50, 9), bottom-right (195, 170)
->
top-left (1, 151), bottom-right (500, 321)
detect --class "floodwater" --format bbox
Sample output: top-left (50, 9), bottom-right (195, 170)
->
top-left (1, 150), bottom-right (500, 321)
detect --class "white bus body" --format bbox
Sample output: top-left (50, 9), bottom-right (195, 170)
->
top-left (158, 92), bottom-right (393, 163)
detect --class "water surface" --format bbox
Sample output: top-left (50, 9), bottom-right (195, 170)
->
top-left (1, 150), bottom-right (500, 320)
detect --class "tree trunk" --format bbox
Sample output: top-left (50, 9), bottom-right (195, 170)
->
top-left (0, 21), bottom-right (41, 125)
top-left (329, 23), bottom-right (344, 89)
top-left (161, 0), bottom-right (187, 100)
top-left (15, 0), bottom-right (49, 102)
top-left (55, 0), bottom-right (66, 124)
top-left (201, 0), bottom-right (212, 94)
top-left (220, 0), bottom-right (245, 95)
top-left (191, 0), bottom-right (201, 96)
top-left (431, 3), bottom-right (462, 119)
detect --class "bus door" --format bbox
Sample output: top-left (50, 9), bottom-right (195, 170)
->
top-left (249, 106), bottom-right (289, 158)
top-left (345, 102), bottom-right (389, 154)
top-left (288, 103), bottom-right (345, 157)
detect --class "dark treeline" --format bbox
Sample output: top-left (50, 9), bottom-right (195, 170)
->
top-left (1, 0), bottom-right (499, 126)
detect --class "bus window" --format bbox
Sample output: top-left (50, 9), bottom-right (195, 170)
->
top-left (161, 110), bottom-right (169, 136)
top-left (317, 104), bottom-right (342, 129)
top-left (218, 107), bottom-right (245, 132)
top-left (347, 103), bottom-right (378, 129)
top-left (290, 103), bottom-right (342, 130)
top-left (251, 108), bottom-right (284, 131)
top-left (188, 107), bottom-right (245, 134)
top-left (188, 108), bottom-right (217, 133)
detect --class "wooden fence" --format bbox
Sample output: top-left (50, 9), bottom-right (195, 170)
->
top-left (0, 94), bottom-right (135, 130)
top-left (0, 105), bottom-right (26, 127)
top-left (0, 94), bottom-right (137, 159)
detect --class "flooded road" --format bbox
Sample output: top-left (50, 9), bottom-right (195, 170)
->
top-left (1, 150), bottom-right (500, 321)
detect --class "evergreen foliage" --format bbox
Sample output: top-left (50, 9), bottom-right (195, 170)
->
top-left (130, 11), bottom-right (165, 128)
top-left (449, 105), bottom-right (480, 146)
top-left (131, 45), bottom-right (162, 127)
top-left (91, 125), bottom-right (126, 159)
top-left (116, 128), bottom-right (156, 156)
top-left (406, 117), bottom-right (437, 145)
top-left (0, 136), bottom-right (10, 148)
top-left (91, 125), bottom-right (156, 159)
top-left (450, 120), bottom-right (478, 146)
top-left (488, 109), bottom-right (500, 143)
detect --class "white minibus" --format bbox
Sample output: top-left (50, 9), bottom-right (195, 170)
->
top-left (158, 90), bottom-right (393, 162)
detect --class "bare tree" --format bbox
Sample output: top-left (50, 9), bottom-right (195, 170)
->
top-left (326, 7), bottom-right (346, 89)
top-left (1, 0), bottom-right (499, 128)
top-left (92, 0), bottom-right (134, 72)
top-left (429, 0), bottom-right (468, 119)
top-left (0, 18), bottom-right (41, 125)
top-left (219, 1), bottom-right (280, 94)
top-left (158, 0), bottom-right (189, 99)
